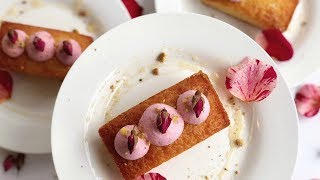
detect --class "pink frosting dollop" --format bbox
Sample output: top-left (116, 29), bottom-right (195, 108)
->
top-left (56, 39), bottom-right (82, 66)
top-left (114, 125), bottom-right (150, 160)
top-left (177, 90), bottom-right (210, 125)
top-left (1, 29), bottom-right (27, 58)
top-left (138, 103), bottom-right (184, 146)
top-left (26, 31), bottom-right (55, 62)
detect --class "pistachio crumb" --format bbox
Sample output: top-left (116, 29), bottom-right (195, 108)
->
top-left (72, 29), bottom-right (79, 34)
top-left (152, 68), bottom-right (159, 75)
top-left (156, 52), bottom-right (166, 62)
top-left (235, 171), bottom-right (239, 175)
top-left (235, 139), bottom-right (244, 147)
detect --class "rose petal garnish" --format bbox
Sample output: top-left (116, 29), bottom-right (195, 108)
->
top-left (156, 108), bottom-right (172, 134)
top-left (225, 57), bottom-right (277, 102)
top-left (295, 84), bottom-right (320, 117)
top-left (62, 41), bottom-right (73, 56)
top-left (192, 90), bottom-right (204, 118)
top-left (3, 155), bottom-right (15, 172)
top-left (33, 36), bottom-right (45, 52)
top-left (255, 29), bottom-right (293, 61)
top-left (122, 0), bottom-right (143, 18)
top-left (8, 29), bottom-right (18, 44)
top-left (15, 153), bottom-right (25, 171)
top-left (2, 153), bottom-right (25, 172)
top-left (0, 70), bottom-right (13, 103)
top-left (136, 172), bottom-right (167, 180)
top-left (127, 127), bottom-right (138, 154)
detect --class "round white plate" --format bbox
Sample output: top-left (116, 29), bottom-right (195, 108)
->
top-left (0, 0), bottom-right (130, 154)
top-left (52, 13), bottom-right (298, 179)
top-left (155, 0), bottom-right (320, 87)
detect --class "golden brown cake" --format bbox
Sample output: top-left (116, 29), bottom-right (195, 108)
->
top-left (99, 71), bottom-right (230, 180)
top-left (0, 21), bottom-right (93, 79)
top-left (202, 0), bottom-right (299, 31)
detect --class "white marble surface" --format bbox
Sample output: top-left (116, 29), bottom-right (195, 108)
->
top-left (0, 1), bottom-right (319, 179)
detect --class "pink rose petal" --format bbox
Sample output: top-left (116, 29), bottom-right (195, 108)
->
top-left (3, 155), bottom-right (15, 172)
top-left (0, 70), bottom-right (13, 103)
top-left (122, 0), bottom-right (143, 18)
top-left (255, 29), bottom-right (294, 61)
top-left (226, 57), bottom-right (277, 102)
top-left (136, 173), bottom-right (166, 180)
top-left (295, 84), bottom-right (320, 118)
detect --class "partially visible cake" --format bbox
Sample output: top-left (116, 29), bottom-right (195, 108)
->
top-left (201, 0), bottom-right (299, 31)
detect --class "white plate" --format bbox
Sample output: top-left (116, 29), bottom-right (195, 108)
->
top-left (0, 0), bottom-right (130, 154)
top-left (155, 0), bottom-right (320, 87)
top-left (52, 13), bottom-right (298, 179)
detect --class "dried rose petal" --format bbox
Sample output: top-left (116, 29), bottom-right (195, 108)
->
top-left (136, 173), bottom-right (167, 180)
top-left (122, 0), bottom-right (143, 18)
top-left (127, 128), bottom-right (138, 154)
top-left (295, 84), bottom-right (320, 117)
top-left (255, 29), bottom-right (293, 61)
top-left (0, 70), bottom-right (13, 103)
top-left (157, 108), bottom-right (172, 134)
top-left (62, 41), bottom-right (73, 56)
top-left (15, 153), bottom-right (25, 171)
top-left (192, 90), bottom-right (204, 118)
top-left (3, 155), bottom-right (15, 172)
top-left (33, 36), bottom-right (45, 52)
top-left (8, 29), bottom-right (18, 44)
top-left (225, 57), bottom-right (277, 102)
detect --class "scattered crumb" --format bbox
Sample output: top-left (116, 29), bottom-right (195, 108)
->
top-left (86, 23), bottom-right (96, 33)
top-left (224, 168), bottom-right (228, 171)
top-left (156, 52), bottom-right (166, 62)
top-left (235, 139), bottom-right (244, 147)
top-left (235, 170), bottom-right (239, 175)
top-left (228, 97), bottom-right (235, 105)
top-left (80, 165), bottom-right (83, 168)
top-left (19, 10), bottom-right (24, 14)
top-left (110, 85), bottom-right (115, 92)
top-left (187, 175), bottom-right (190, 179)
top-left (204, 175), bottom-right (209, 180)
top-left (301, 21), bottom-right (307, 26)
top-left (207, 145), bottom-right (211, 148)
top-left (72, 29), bottom-right (79, 34)
top-left (21, 0), bottom-right (27, 4)
top-left (219, 155), bottom-right (222, 157)
top-left (78, 10), bottom-right (87, 17)
top-left (116, 80), bottom-right (120, 83)
top-left (139, 78), bottom-right (143, 82)
top-left (94, 48), bottom-right (97, 51)
top-left (235, 163), bottom-right (239, 166)
top-left (124, 163), bottom-right (127, 166)
top-left (151, 68), bottom-right (159, 75)
top-left (31, 0), bottom-right (43, 8)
